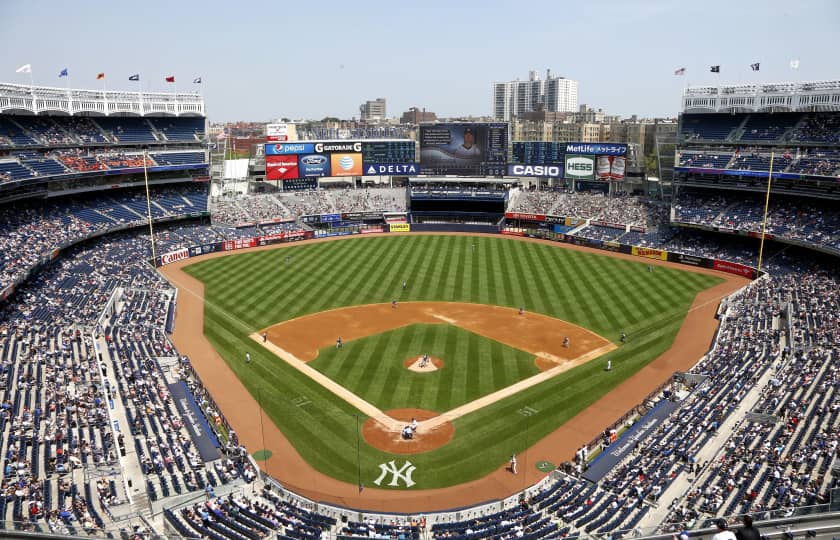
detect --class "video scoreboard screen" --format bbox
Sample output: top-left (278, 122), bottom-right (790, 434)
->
top-left (419, 123), bottom-right (508, 176)
top-left (362, 141), bottom-right (415, 163)
top-left (511, 142), bottom-right (565, 165)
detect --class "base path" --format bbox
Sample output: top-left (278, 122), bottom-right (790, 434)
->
top-left (251, 303), bottom-right (615, 435)
top-left (159, 232), bottom-right (750, 513)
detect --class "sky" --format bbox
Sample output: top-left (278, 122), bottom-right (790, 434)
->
top-left (1, 0), bottom-right (838, 122)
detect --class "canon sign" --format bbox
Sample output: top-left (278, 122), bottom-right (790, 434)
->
top-left (315, 142), bottom-right (363, 153)
top-left (508, 164), bottom-right (563, 177)
top-left (160, 247), bottom-right (189, 265)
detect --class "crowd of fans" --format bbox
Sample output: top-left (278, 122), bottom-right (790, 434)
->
top-left (211, 187), bottom-right (407, 226)
top-left (0, 176), bottom-right (837, 538)
top-left (509, 190), bottom-right (668, 228)
top-left (673, 190), bottom-right (840, 253)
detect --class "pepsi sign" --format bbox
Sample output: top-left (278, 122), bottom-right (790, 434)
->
top-left (364, 163), bottom-right (419, 175)
top-left (265, 142), bottom-right (315, 155)
top-left (299, 154), bottom-right (331, 177)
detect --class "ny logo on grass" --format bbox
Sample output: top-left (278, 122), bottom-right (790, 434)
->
top-left (373, 460), bottom-right (416, 488)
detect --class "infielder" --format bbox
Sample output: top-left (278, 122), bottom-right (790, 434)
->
top-left (510, 454), bottom-right (517, 474)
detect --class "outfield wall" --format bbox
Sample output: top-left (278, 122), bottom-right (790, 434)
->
top-left (155, 220), bottom-right (761, 281)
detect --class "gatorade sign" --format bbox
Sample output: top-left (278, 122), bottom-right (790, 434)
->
top-left (565, 155), bottom-right (595, 180)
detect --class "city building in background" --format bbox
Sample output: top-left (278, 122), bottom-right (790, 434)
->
top-left (493, 69), bottom-right (578, 121)
top-left (359, 98), bottom-right (387, 121)
top-left (400, 107), bottom-right (437, 124)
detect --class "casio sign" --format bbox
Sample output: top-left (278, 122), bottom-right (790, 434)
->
top-left (300, 155), bottom-right (327, 165)
top-left (510, 165), bottom-right (561, 177)
top-left (565, 156), bottom-right (594, 176)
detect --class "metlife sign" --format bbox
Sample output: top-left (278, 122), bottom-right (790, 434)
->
top-left (507, 164), bottom-right (564, 178)
top-left (564, 155), bottom-right (595, 180)
top-left (564, 143), bottom-right (627, 156)
top-left (364, 163), bottom-right (419, 175)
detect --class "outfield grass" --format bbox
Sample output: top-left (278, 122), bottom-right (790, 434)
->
top-left (183, 235), bottom-right (723, 489)
top-left (309, 324), bottom-right (539, 412)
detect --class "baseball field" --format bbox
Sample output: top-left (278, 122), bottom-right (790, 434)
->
top-left (161, 233), bottom-right (746, 510)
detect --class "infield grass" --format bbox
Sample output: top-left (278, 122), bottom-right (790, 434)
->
top-left (183, 234), bottom-right (723, 489)
top-left (309, 324), bottom-right (539, 411)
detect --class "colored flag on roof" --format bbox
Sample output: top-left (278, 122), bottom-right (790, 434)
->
top-left (165, 76), bottom-right (175, 83)
top-left (96, 73), bottom-right (105, 80)
top-left (128, 74), bottom-right (140, 81)
top-left (16, 64), bottom-right (32, 74)
top-left (59, 68), bottom-right (68, 78)
top-left (674, 67), bottom-right (685, 76)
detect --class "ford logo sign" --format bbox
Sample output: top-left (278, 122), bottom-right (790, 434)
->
top-left (301, 155), bottom-right (326, 165)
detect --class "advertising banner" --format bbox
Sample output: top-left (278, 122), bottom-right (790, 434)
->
top-left (265, 155), bottom-right (300, 180)
top-left (507, 164), bottom-right (564, 177)
top-left (330, 153), bottom-right (363, 176)
top-left (315, 141), bottom-right (363, 153)
top-left (266, 123), bottom-right (289, 142)
top-left (631, 246), bottom-right (668, 260)
top-left (582, 399), bottom-right (679, 482)
top-left (611, 156), bottom-right (626, 180)
top-left (189, 243), bottom-right (222, 257)
top-left (223, 238), bottom-right (257, 251)
top-left (320, 213), bottom-right (341, 223)
top-left (713, 259), bottom-right (756, 278)
top-left (389, 223), bottom-right (411, 233)
top-left (596, 155), bottom-right (612, 179)
top-left (168, 382), bottom-right (221, 462)
top-left (363, 163), bottom-right (419, 175)
top-left (342, 212), bottom-right (384, 221)
top-left (298, 154), bottom-right (331, 177)
top-left (159, 247), bottom-right (190, 266)
top-left (564, 155), bottom-right (595, 181)
top-left (505, 212), bottom-right (546, 222)
top-left (667, 252), bottom-right (713, 268)
top-left (265, 142), bottom-right (314, 155)
top-left (565, 142), bottom-right (627, 156)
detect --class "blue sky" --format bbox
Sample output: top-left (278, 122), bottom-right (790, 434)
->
top-left (1, 0), bottom-right (837, 122)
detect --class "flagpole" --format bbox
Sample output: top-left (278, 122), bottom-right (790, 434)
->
top-left (143, 151), bottom-right (158, 265)
top-left (756, 151), bottom-right (775, 275)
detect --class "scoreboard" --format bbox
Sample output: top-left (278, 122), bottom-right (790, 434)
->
top-left (362, 141), bottom-right (416, 163)
top-left (511, 142), bottom-right (565, 165)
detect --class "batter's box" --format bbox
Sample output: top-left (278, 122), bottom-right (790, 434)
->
top-left (518, 406), bottom-right (539, 417)
top-left (290, 395), bottom-right (312, 408)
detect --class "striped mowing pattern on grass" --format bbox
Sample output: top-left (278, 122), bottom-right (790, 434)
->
top-left (309, 324), bottom-right (539, 412)
top-left (183, 235), bottom-right (722, 489)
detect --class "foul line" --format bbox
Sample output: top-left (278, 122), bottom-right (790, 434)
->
top-left (251, 332), bottom-right (616, 433)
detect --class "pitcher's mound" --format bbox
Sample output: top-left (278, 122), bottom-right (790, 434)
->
top-left (404, 356), bottom-right (444, 372)
top-left (362, 408), bottom-right (454, 454)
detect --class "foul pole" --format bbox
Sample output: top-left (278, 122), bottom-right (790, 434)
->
top-left (143, 151), bottom-right (158, 265)
top-left (756, 151), bottom-right (775, 275)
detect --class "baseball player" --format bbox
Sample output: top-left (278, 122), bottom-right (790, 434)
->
top-left (245, 352), bottom-right (251, 364)
top-left (392, 299), bottom-right (397, 309)
top-left (519, 306), bottom-right (525, 315)
top-left (510, 454), bottom-right (517, 475)
top-left (262, 332), bottom-right (268, 343)
top-left (336, 336), bottom-right (343, 349)
top-left (606, 359), bottom-right (612, 371)
top-left (402, 280), bottom-right (407, 290)
top-left (620, 332), bottom-right (626, 344)
top-left (563, 336), bottom-right (570, 348)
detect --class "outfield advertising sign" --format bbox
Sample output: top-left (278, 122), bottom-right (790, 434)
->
top-left (565, 142), bottom-right (627, 156)
top-left (265, 155), bottom-right (300, 180)
top-left (266, 142), bottom-right (314, 155)
top-left (364, 163), bottom-right (419, 175)
top-left (564, 155), bottom-right (595, 180)
top-left (507, 164), bottom-right (564, 178)
top-left (298, 154), bottom-right (331, 177)
top-left (389, 223), bottom-right (411, 233)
